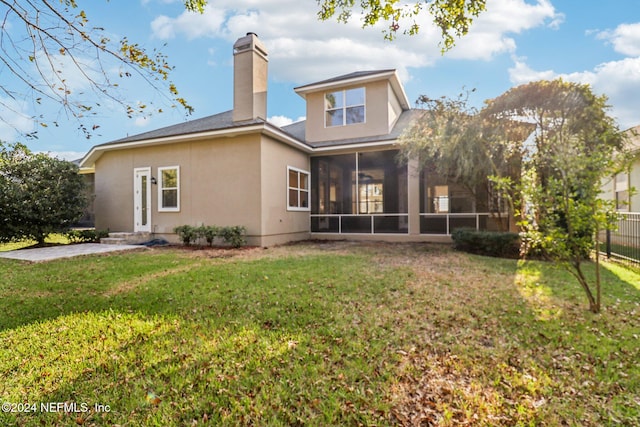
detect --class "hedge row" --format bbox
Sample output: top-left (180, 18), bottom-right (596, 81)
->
top-left (451, 228), bottom-right (520, 258)
top-left (173, 225), bottom-right (246, 248)
top-left (65, 229), bottom-right (110, 243)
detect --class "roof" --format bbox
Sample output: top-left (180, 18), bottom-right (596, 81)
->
top-left (294, 69), bottom-right (411, 110)
top-left (287, 110), bottom-right (421, 151)
top-left (99, 110), bottom-right (257, 146)
top-left (80, 110), bottom-right (310, 167)
top-left (294, 70), bottom-right (396, 91)
top-left (80, 69), bottom-right (416, 168)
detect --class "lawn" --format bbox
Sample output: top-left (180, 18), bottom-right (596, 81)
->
top-left (0, 242), bottom-right (638, 426)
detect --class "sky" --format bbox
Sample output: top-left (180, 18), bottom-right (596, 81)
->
top-left (1, 0), bottom-right (639, 160)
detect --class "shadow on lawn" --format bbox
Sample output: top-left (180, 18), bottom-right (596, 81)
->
top-left (0, 248), bottom-right (404, 425)
top-left (1, 244), bottom-right (639, 426)
top-left (390, 249), bottom-right (640, 426)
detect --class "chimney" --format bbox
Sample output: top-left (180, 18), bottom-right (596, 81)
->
top-left (233, 32), bottom-right (268, 122)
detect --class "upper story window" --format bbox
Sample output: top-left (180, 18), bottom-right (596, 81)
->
top-left (325, 87), bottom-right (365, 127)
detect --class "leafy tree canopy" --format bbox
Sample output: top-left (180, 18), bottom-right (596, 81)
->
top-left (0, 142), bottom-right (89, 244)
top-left (0, 0), bottom-right (205, 139)
top-left (400, 79), bottom-right (628, 312)
top-left (1, 0), bottom-right (485, 139)
top-left (317, 0), bottom-right (486, 49)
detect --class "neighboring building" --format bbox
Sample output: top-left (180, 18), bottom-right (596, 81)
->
top-left (601, 125), bottom-right (640, 212)
top-left (79, 33), bottom-right (508, 246)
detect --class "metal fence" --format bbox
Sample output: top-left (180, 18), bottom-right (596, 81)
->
top-left (601, 212), bottom-right (640, 266)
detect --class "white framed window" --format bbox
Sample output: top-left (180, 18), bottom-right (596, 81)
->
top-left (158, 166), bottom-right (180, 212)
top-left (615, 171), bottom-right (629, 211)
top-left (288, 166), bottom-right (310, 211)
top-left (325, 87), bottom-right (365, 127)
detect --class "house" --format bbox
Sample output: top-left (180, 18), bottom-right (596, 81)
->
top-left (79, 33), bottom-right (507, 247)
top-left (601, 125), bottom-right (640, 211)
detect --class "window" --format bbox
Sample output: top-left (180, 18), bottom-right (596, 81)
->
top-left (158, 166), bottom-right (180, 212)
top-left (615, 172), bottom-right (629, 211)
top-left (288, 167), bottom-right (310, 211)
top-left (325, 87), bottom-right (365, 127)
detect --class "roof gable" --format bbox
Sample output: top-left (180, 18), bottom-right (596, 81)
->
top-left (294, 69), bottom-right (410, 110)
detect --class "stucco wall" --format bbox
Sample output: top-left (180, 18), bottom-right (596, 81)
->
top-left (94, 153), bottom-right (134, 232)
top-left (630, 157), bottom-right (640, 211)
top-left (93, 133), bottom-right (314, 246)
top-left (94, 135), bottom-right (263, 242)
top-left (304, 80), bottom-right (393, 143)
top-left (260, 137), bottom-right (311, 246)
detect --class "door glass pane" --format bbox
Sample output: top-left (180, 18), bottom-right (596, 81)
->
top-left (141, 175), bottom-right (148, 226)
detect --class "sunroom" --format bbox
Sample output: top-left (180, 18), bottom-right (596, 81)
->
top-left (309, 149), bottom-right (509, 237)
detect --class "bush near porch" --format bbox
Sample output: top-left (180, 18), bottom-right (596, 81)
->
top-left (174, 224), bottom-right (246, 248)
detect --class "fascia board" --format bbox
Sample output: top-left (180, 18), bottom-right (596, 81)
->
top-left (79, 123), bottom-right (314, 168)
top-left (80, 124), bottom-right (266, 168)
top-left (294, 70), bottom-right (397, 98)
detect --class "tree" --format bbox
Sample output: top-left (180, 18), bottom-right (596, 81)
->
top-left (0, 0), bottom-right (204, 139)
top-left (400, 80), bottom-right (626, 313)
top-left (397, 89), bottom-right (530, 230)
top-left (0, 142), bottom-right (88, 244)
top-left (482, 80), bottom-right (626, 313)
top-left (2, 0), bottom-right (485, 139)
top-left (317, 0), bottom-right (487, 49)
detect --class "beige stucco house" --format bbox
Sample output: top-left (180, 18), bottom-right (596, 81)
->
top-left (601, 125), bottom-right (640, 212)
top-left (80, 33), bottom-right (505, 247)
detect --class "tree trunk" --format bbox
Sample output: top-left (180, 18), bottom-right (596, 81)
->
top-left (573, 261), bottom-right (599, 313)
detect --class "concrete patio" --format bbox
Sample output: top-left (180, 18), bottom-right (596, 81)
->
top-left (0, 243), bottom-right (145, 262)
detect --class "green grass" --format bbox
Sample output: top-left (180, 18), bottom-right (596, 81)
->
top-left (0, 234), bottom-right (70, 252)
top-left (0, 242), bottom-right (639, 426)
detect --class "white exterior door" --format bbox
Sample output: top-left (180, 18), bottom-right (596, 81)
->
top-left (134, 167), bottom-right (152, 232)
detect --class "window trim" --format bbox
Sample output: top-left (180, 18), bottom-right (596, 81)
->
top-left (287, 166), bottom-right (310, 212)
top-left (158, 165), bottom-right (180, 212)
top-left (325, 87), bottom-right (366, 128)
top-left (614, 171), bottom-right (630, 212)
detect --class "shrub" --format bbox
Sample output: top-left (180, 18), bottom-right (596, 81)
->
top-left (0, 143), bottom-right (89, 244)
top-left (174, 224), bottom-right (246, 248)
top-left (66, 229), bottom-right (109, 243)
top-left (197, 225), bottom-right (219, 247)
top-left (173, 225), bottom-right (198, 246)
top-left (219, 226), bottom-right (247, 248)
top-left (451, 228), bottom-right (520, 258)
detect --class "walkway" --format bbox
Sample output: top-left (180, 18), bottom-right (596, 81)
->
top-left (0, 243), bottom-right (145, 262)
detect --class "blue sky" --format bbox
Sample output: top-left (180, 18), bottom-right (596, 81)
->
top-left (1, 0), bottom-right (639, 160)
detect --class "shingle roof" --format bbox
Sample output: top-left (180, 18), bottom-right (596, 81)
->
top-left (97, 110), bottom-right (264, 147)
top-left (296, 109), bottom-right (421, 149)
top-left (294, 70), bottom-right (396, 91)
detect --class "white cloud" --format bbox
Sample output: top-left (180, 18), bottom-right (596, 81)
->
top-left (148, 0), bottom-right (559, 83)
top-left (151, 8), bottom-right (226, 40)
top-left (508, 57), bottom-right (557, 84)
top-left (597, 22), bottom-right (640, 57)
top-left (446, 0), bottom-right (562, 60)
top-left (0, 98), bottom-right (35, 142)
top-left (38, 151), bottom-right (88, 161)
top-left (135, 116), bottom-right (151, 127)
top-left (268, 115), bottom-right (305, 127)
top-left (508, 57), bottom-right (640, 129)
